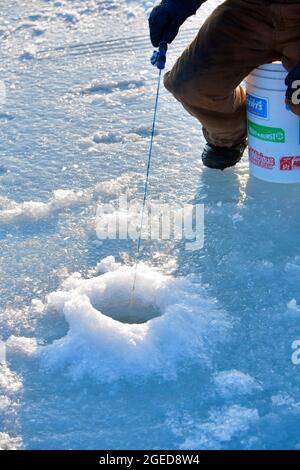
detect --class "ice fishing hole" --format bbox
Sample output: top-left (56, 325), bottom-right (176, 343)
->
top-left (91, 297), bottom-right (162, 325)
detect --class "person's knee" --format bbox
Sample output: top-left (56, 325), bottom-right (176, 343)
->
top-left (165, 67), bottom-right (245, 114)
top-left (164, 67), bottom-right (202, 106)
top-left (163, 69), bottom-right (183, 97)
top-left (164, 47), bottom-right (212, 104)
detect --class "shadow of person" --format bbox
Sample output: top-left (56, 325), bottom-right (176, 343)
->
top-left (175, 163), bottom-right (300, 318)
top-left (174, 161), bottom-right (300, 379)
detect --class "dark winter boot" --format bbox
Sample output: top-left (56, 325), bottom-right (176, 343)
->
top-left (201, 140), bottom-right (247, 170)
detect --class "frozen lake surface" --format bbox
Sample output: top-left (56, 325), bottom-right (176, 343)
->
top-left (1, 0), bottom-right (300, 450)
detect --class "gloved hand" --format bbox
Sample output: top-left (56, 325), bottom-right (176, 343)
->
top-left (285, 63), bottom-right (300, 116)
top-left (149, 0), bottom-right (202, 47)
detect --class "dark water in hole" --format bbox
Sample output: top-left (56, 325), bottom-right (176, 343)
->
top-left (95, 300), bottom-right (162, 324)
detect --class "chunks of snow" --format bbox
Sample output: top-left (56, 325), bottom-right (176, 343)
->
top-left (40, 257), bottom-right (230, 381)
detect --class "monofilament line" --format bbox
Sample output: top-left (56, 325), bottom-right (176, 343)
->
top-left (130, 69), bottom-right (162, 303)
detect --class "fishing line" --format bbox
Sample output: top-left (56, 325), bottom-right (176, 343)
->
top-left (130, 41), bottom-right (168, 303)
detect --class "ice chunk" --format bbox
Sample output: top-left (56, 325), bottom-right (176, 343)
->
top-left (214, 370), bottom-right (262, 398)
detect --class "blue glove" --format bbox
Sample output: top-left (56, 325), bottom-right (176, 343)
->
top-left (285, 63), bottom-right (300, 101)
top-left (149, 0), bottom-right (202, 47)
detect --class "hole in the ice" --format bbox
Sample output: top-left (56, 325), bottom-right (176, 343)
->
top-left (91, 298), bottom-right (162, 324)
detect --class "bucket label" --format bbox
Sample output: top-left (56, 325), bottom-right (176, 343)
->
top-left (246, 93), bottom-right (269, 119)
top-left (280, 156), bottom-right (300, 171)
top-left (249, 147), bottom-right (275, 169)
top-left (248, 120), bottom-right (285, 143)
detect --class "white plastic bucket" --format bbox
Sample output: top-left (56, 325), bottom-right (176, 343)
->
top-left (246, 62), bottom-right (300, 183)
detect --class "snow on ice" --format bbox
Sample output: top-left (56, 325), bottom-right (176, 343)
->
top-left (1, 0), bottom-right (300, 450)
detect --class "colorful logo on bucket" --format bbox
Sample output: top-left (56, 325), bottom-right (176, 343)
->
top-left (249, 147), bottom-right (275, 170)
top-left (280, 156), bottom-right (300, 171)
top-left (248, 120), bottom-right (285, 143)
top-left (246, 93), bottom-right (269, 119)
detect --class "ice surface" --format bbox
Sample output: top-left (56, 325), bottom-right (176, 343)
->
top-left (1, 0), bottom-right (300, 450)
top-left (213, 370), bottom-right (262, 398)
top-left (0, 364), bottom-right (23, 449)
top-left (0, 189), bottom-right (90, 223)
top-left (180, 405), bottom-right (260, 450)
top-left (0, 432), bottom-right (22, 450)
